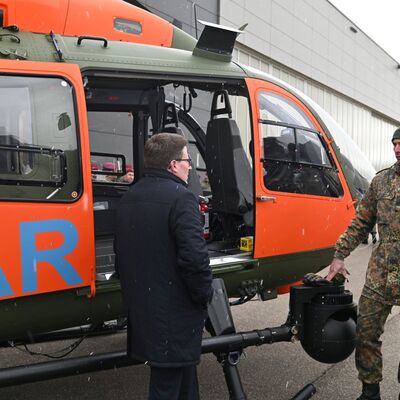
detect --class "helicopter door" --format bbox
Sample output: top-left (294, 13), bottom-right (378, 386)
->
top-left (246, 78), bottom-right (354, 259)
top-left (0, 61), bottom-right (95, 300)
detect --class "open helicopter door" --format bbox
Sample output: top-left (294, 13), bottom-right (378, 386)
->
top-left (246, 78), bottom-right (354, 267)
top-left (0, 60), bottom-right (95, 300)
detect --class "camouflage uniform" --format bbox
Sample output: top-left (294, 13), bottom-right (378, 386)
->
top-left (334, 161), bottom-right (400, 384)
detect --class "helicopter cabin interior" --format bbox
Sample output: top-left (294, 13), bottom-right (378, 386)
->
top-left (83, 73), bottom-right (255, 279)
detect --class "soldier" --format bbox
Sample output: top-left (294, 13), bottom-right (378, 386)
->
top-left (327, 128), bottom-right (400, 400)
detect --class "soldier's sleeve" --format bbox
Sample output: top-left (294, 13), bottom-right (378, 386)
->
top-left (334, 178), bottom-right (377, 259)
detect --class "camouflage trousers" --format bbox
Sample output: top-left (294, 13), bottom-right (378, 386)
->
top-left (356, 294), bottom-right (392, 383)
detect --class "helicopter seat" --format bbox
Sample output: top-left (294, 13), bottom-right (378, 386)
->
top-left (264, 137), bottom-right (287, 160)
top-left (206, 90), bottom-right (253, 232)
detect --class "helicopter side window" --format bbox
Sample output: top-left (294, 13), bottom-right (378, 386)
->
top-left (113, 18), bottom-right (142, 35)
top-left (0, 75), bottom-right (81, 201)
top-left (258, 92), bottom-right (343, 198)
top-left (88, 111), bottom-right (134, 185)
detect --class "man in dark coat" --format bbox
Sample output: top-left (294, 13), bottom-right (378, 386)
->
top-left (115, 133), bottom-right (213, 400)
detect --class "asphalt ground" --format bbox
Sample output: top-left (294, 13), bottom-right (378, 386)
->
top-left (0, 242), bottom-right (399, 399)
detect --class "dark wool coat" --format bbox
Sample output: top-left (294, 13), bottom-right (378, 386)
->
top-left (115, 168), bottom-right (213, 367)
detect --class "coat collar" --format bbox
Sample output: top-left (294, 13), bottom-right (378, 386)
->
top-left (395, 161), bottom-right (400, 176)
top-left (143, 168), bottom-right (188, 187)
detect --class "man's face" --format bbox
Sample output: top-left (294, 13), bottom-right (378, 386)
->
top-left (393, 139), bottom-right (400, 161)
top-left (169, 146), bottom-right (192, 183)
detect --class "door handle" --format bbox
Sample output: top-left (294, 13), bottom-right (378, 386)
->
top-left (347, 200), bottom-right (357, 210)
top-left (256, 196), bottom-right (276, 202)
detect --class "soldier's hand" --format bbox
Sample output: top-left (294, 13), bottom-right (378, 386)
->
top-left (326, 258), bottom-right (350, 281)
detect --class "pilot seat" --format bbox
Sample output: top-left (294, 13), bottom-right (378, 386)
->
top-left (205, 90), bottom-right (253, 240)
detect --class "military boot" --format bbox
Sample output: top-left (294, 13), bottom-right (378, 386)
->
top-left (357, 383), bottom-right (381, 400)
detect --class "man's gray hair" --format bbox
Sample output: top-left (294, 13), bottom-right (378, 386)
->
top-left (144, 133), bottom-right (188, 169)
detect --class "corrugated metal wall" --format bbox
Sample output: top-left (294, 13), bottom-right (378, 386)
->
top-left (234, 45), bottom-right (398, 171)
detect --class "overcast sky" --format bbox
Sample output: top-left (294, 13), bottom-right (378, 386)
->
top-left (329, 0), bottom-right (400, 62)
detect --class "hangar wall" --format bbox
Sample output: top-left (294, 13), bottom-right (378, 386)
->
top-left (223, 0), bottom-right (400, 170)
top-left (140, 0), bottom-right (399, 170)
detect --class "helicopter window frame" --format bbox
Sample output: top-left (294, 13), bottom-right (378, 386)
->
top-left (0, 73), bottom-right (83, 203)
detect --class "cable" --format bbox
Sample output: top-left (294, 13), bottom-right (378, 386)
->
top-left (8, 336), bottom-right (85, 359)
top-left (7, 324), bottom-right (100, 359)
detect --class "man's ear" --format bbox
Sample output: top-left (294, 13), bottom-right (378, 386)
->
top-left (167, 160), bottom-right (175, 173)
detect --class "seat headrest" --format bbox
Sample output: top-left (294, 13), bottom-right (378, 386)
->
top-left (162, 103), bottom-right (179, 129)
top-left (210, 90), bottom-right (232, 119)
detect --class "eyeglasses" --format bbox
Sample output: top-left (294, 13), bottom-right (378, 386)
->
top-left (175, 158), bottom-right (193, 167)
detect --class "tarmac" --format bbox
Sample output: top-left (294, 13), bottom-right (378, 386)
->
top-left (0, 242), bottom-right (399, 399)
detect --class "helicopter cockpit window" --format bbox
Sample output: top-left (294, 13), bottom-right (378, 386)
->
top-left (0, 75), bottom-right (81, 201)
top-left (259, 92), bottom-right (343, 197)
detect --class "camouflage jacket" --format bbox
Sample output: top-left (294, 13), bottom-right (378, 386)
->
top-left (334, 161), bottom-right (400, 305)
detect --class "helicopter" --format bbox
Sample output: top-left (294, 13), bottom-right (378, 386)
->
top-left (0, 0), bottom-right (376, 398)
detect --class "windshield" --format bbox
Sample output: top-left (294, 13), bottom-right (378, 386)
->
top-left (307, 101), bottom-right (376, 182)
